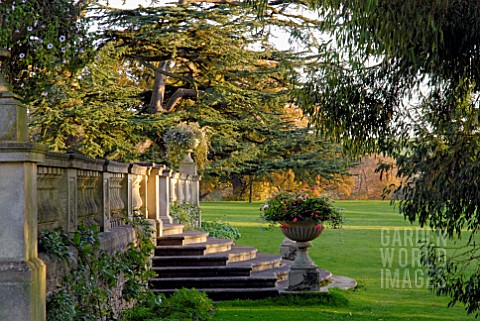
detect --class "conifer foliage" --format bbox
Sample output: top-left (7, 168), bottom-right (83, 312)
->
top-left (93, 2), bottom-right (350, 193)
top-left (3, 1), bottom-right (350, 195)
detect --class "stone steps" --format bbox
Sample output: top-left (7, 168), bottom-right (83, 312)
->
top-left (150, 274), bottom-right (279, 289)
top-left (153, 287), bottom-right (282, 301)
top-left (157, 230), bottom-right (209, 246)
top-left (162, 223), bottom-right (185, 236)
top-left (150, 224), bottom-right (291, 300)
top-left (152, 253), bottom-right (285, 278)
top-left (152, 246), bottom-right (258, 267)
top-left (154, 238), bottom-right (233, 256)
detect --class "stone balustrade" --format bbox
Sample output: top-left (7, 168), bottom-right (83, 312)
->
top-left (35, 152), bottom-right (199, 235)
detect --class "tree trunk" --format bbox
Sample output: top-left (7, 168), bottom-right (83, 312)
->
top-left (248, 175), bottom-right (254, 203)
top-left (148, 60), bottom-right (173, 114)
top-left (231, 174), bottom-right (248, 200)
top-left (164, 88), bottom-right (199, 112)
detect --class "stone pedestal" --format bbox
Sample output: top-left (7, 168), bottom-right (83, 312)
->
top-left (287, 241), bottom-right (321, 291)
top-left (280, 222), bottom-right (323, 292)
top-left (280, 237), bottom-right (297, 260)
top-left (0, 50), bottom-right (47, 320)
top-left (0, 144), bottom-right (47, 320)
top-left (0, 259), bottom-right (46, 320)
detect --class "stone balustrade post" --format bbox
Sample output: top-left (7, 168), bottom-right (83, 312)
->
top-left (191, 175), bottom-right (201, 206)
top-left (139, 167), bottom-right (151, 219)
top-left (170, 173), bottom-right (179, 203)
top-left (159, 168), bottom-right (173, 225)
top-left (184, 174), bottom-right (192, 204)
top-left (178, 173), bottom-right (186, 203)
top-left (103, 161), bottom-right (129, 229)
top-left (146, 165), bottom-right (165, 236)
top-left (0, 50), bottom-right (47, 320)
top-left (99, 171), bottom-right (112, 232)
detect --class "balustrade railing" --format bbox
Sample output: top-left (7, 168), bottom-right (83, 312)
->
top-left (35, 152), bottom-right (200, 234)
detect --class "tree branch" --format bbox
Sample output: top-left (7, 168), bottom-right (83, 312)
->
top-left (164, 88), bottom-right (203, 112)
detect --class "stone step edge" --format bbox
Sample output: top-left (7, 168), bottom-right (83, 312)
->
top-left (162, 223), bottom-right (184, 235)
top-left (152, 246), bottom-right (258, 262)
top-left (152, 255), bottom-right (284, 274)
top-left (155, 238), bottom-right (233, 251)
top-left (157, 230), bottom-right (209, 245)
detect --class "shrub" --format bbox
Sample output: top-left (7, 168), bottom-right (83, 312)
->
top-left (200, 220), bottom-right (241, 242)
top-left (119, 288), bottom-right (215, 321)
top-left (170, 202), bottom-right (201, 229)
top-left (40, 214), bottom-right (155, 320)
top-left (169, 202), bottom-right (241, 241)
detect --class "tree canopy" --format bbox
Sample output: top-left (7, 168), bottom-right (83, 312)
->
top-left (2, 1), bottom-right (351, 198)
top-left (89, 2), bottom-right (351, 196)
top-left (0, 0), bottom-right (94, 98)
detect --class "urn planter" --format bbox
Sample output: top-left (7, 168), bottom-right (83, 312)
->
top-left (280, 221), bottom-right (324, 242)
top-left (281, 221), bottom-right (324, 291)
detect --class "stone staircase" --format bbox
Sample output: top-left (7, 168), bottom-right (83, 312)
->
top-left (150, 223), bottom-right (292, 300)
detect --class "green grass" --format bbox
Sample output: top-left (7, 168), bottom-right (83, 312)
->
top-left (201, 201), bottom-right (476, 321)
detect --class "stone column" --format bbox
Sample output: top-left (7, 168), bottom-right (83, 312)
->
top-left (0, 50), bottom-right (47, 320)
top-left (146, 165), bottom-right (165, 236)
top-left (158, 168), bottom-right (173, 225)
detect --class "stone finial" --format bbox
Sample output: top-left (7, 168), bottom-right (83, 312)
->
top-left (179, 150), bottom-right (197, 175)
top-left (0, 48), bottom-right (28, 142)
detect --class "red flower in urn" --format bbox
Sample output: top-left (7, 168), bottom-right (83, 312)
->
top-left (260, 189), bottom-right (344, 229)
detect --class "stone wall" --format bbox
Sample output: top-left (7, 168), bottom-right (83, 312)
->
top-left (39, 225), bottom-right (138, 316)
top-left (35, 154), bottom-right (200, 315)
top-left (36, 152), bottom-right (200, 234)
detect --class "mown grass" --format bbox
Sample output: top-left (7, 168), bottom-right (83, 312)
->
top-left (201, 201), bottom-right (476, 321)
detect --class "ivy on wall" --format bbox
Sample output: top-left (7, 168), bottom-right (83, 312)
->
top-left (39, 215), bottom-right (156, 320)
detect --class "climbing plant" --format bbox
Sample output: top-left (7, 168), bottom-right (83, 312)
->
top-left (39, 214), bottom-right (155, 320)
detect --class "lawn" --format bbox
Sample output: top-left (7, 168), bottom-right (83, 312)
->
top-left (201, 200), bottom-right (475, 321)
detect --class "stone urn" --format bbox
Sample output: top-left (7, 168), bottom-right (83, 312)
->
top-left (280, 221), bottom-right (324, 242)
top-left (281, 221), bottom-right (324, 291)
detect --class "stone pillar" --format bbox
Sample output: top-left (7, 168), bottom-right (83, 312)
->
top-left (158, 168), bottom-right (173, 225)
top-left (0, 49), bottom-right (47, 320)
top-left (147, 166), bottom-right (165, 236)
top-left (139, 167), bottom-right (150, 219)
